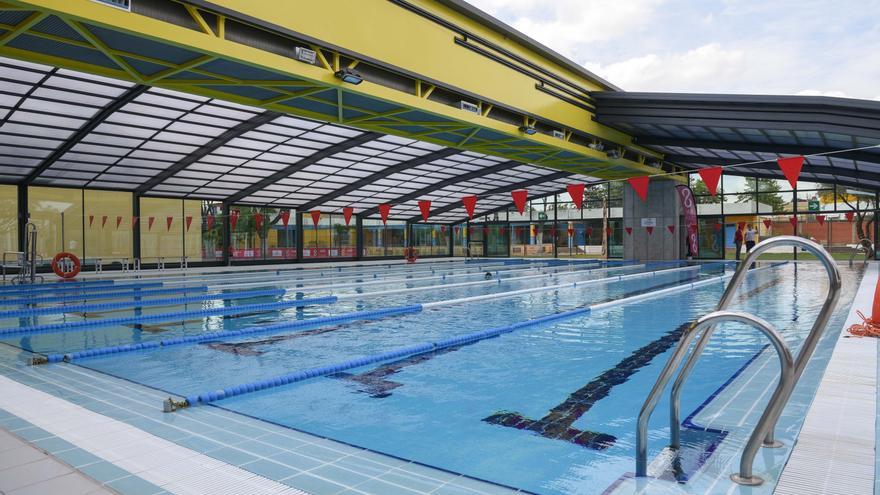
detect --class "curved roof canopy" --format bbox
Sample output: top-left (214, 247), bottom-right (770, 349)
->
top-left (0, 56), bottom-right (598, 223)
top-left (592, 92), bottom-right (880, 191)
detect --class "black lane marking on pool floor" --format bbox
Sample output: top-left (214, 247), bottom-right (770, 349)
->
top-left (483, 276), bottom-right (782, 451)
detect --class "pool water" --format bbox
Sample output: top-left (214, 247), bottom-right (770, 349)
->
top-left (0, 259), bottom-right (862, 494)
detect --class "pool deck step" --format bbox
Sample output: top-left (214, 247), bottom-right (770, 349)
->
top-left (774, 262), bottom-right (877, 495)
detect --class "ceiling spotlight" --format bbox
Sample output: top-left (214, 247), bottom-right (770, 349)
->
top-left (334, 67), bottom-right (363, 85)
top-left (606, 149), bottom-right (621, 160)
top-left (519, 125), bottom-right (537, 135)
top-left (588, 142), bottom-right (605, 152)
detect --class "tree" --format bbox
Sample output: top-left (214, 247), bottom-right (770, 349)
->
top-left (738, 179), bottom-right (786, 212)
top-left (836, 189), bottom-right (875, 240)
top-left (691, 180), bottom-right (721, 203)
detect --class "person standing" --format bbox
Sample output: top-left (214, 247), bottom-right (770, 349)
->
top-left (745, 224), bottom-right (757, 252)
top-left (734, 225), bottom-right (744, 260)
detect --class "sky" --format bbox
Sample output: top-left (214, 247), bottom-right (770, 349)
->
top-left (467, 0), bottom-right (880, 100)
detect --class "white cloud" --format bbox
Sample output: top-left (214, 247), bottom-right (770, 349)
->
top-left (795, 89), bottom-right (850, 98)
top-left (584, 44), bottom-right (746, 92)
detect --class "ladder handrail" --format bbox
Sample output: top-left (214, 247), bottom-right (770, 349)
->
top-left (636, 310), bottom-right (794, 483)
top-left (849, 237), bottom-right (873, 267)
top-left (669, 236), bottom-right (840, 457)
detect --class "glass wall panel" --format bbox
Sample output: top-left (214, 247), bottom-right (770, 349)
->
top-left (412, 224), bottom-right (449, 257)
top-left (231, 206), bottom-right (296, 262)
top-left (29, 186), bottom-right (84, 260)
top-left (486, 224), bottom-right (508, 256)
top-left (362, 219), bottom-right (407, 257)
top-left (0, 185), bottom-right (17, 255)
top-left (696, 217), bottom-right (724, 259)
top-left (140, 197), bottom-right (183, 262)
top-left (83, 190), bottom-right (132, 263)
top-left (183, 199), bottom-right (203, 262)
top-left (468, 223), bottom-right (484, 257)
top-left (510, 222), bottom-right (553, 257)
top-left (198, 202), bottom-right (224, 262)
top-left (452, 223), bottom-right (468, 257)
top-left (304, 213), bottom-right (355, 259)
top-left (607, 218), bottom-right (624, 258)
top-left (556, 219), bottom-right (604, 258)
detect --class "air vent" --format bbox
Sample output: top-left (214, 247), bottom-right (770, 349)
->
top-left (551, 130), bottom-right (565, 140)
top-left (91, 0), bottom-right (131, 11)
top-left (459, 101), bottom-right (480, 114)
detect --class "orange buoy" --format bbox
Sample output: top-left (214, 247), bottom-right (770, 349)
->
top-left (51, 252), bottom-right (81, 279)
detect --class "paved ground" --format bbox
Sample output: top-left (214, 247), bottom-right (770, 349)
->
top-left (0, 427), bottom-right (114, 495)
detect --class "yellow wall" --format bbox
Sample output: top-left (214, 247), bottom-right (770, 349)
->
top-left (140, 197), bottom-right (183, 260)
top-left (183, 199), bottom-right (204, 261)
top-left (0, 185), bottom-right (16, 254)
top-left (83, 189), bottom-right (132, 260)
top-left (28, 186), bottom-right (83, 259)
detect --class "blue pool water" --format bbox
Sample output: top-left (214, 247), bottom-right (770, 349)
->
top-left (0, 259), bottom-right (862, 494)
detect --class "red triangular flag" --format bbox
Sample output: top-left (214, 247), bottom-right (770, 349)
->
top-left (499, 226), bottom-right (506, 235)
top-left (816, 215), bottom-right (825, 226)
top-left (206, 214), bottom-right (215, 230)
top-left (845, 211), bottom-right (854, 222)
top-left (254, 213), bottom-right (263, 230)
top-left (511, 190), bottom-right (528, 214)
top-left (378, 204), bottom-right (391, 225)
top-left (763, 219), bottom-right (772, 230)
top-left (115, 216), bottom-right (122, 229)
top-left (230, 210), bottom-right (239, 231)
top-left (789, 216), bottom-right (797, 228)
top-left (567, 227), bottom-right (574, 237)
top-left (482, 225), bottom-right (489, 235)
top-left (646, 226), bottom-right (654, 235)
top-left (586, 227), bottom-right (593, 237)
top-left (462, 196), bottom-right (477, 219)
top-left (667, 225), bottom-right (675, 234)
top-left (418, 200), bottom-right (431, 222)
top-left (166, 216), bottom-right (173, 231)
top-left (777, 156), bottom-right (804, 189)
top-left (131, 216), bottom-right (139, 227)
top-left (627, 176), bottom-right (650, 202)
top-left (279, 210), bottom-right (290, 227)
top-left (698, 167), bottom-right (723, 196)
top-left (101, 215), bottom-right (107, 229)
top-left (441, 225), bottom-right (447, 234)
top-left (185, 216), bottom-right (193, 232)
top-left (566, 184), bottom-right (585, 209)
top-left (549, 227), bottom-right (557, 237)
top-left (310, 210), bottom-right (321, 228)
top-left (454, 226), bottom-right (460, 235)
top-left (714, 223), bottom-right (722, 232)
top-left (88, 215), bottom-right (94, 227)
top-left (342, 207), bottom-right (353, 226)
top-left (605, 227), bottom-right (613, 236)
top-left (625, 227), bottom-right (633, 236)
top-left (148, 217), bottom-right (155, 231)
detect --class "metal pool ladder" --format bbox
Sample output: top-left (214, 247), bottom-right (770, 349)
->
top-left (636, 235), bottom-right (842, 486)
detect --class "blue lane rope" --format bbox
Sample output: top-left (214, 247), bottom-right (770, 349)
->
top-left (0, 281), bottom-right (163, 297)
top-left (0, 279), bottom-right (113, 291)
top-left (0, 298), bottom-right (333, 338)
top-left (0, 288), bottom-right (288, 319)
top-left (48, 303), bottom-right (422, 363)
top-left (184, 305), bottom-right (593, 406)
top-left (0, 285), bottom-right (210, 307)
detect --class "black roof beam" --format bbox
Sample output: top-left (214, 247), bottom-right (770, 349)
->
top-left (406, 170), bottom-right (573, 222)
top-left (23, 83), bottom-right (149, 184)
top-left (295, 147), bottom-right (460, 212)
top-left (360, 159), bottom-right (521, 218)
top-left (224, 131), bottom-right (383, 204)
top-left (638, 137), bottom-right (880, 164)
top-left (136, 110), bottom-right (282, 194)
top-left (664, 154), bottom-right (880, 185)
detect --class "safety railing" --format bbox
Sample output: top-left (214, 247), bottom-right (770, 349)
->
top-left (849, 238), bottom-right (873, 267)
top-left (636, 236), bottom-right (842, 486)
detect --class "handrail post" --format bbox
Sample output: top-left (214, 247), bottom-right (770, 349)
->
top-left (636, 311), bottom-right (794, 484)
top-left (668, 236), bottom-right (840, 452)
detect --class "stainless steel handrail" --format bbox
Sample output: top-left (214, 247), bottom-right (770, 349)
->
top-left (849, 238), bottom-right (873, 267)
top-left (636, 310), bottom-right (794, 485)
top-left (668, 236), bottom-right (840, 458)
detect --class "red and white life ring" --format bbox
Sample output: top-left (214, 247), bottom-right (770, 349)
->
top-left (404, 247), bottom-right (418, 264)
top-left (51, 252), bottom-right (81, 279)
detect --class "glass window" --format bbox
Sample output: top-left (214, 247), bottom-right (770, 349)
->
top-left (452, 223), bottom-right (468, 257)
top-left (362, 219), bottom-right (407, 257)
top-left (412, 224), bottom-right (449, 257)
top-left (199, 201), bottom-right (224, 262)
top-left (0, 185), bottom-right (18, 254)
top-left (232, 206), bottom-right (296, 262)
top-left (29, 186), bottom-right (84, 260)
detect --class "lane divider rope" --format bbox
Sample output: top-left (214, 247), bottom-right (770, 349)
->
top-left (172, 262), bottom-right (786, 409)
top-left (0, 281), bottom-right (163, 297)
top-left (0, 288), bottom-right (288, 319)
top-left (0, 285), bottom-right (209, 307)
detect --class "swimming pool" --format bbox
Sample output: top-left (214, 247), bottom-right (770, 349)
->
top-left (0, 258), bottom-right (863, 494)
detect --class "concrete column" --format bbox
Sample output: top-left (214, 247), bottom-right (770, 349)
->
top-left (623, 179), bottom-right (682, 261)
